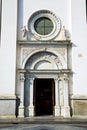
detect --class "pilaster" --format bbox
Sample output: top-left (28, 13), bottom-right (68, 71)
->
top-left (54, 78), bottom-right (60, 116)
top-left (63, 74), bottom-right (70, 118)
top-left (19, 73), bottom-right (25, 117)
top-left (28, 78), bottom-right (34, 116)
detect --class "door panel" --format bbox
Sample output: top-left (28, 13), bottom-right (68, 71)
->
top-left (34, 79), bottom-right (54, 116)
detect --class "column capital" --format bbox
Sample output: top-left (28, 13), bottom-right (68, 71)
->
top-left (20, 73), bottom-right (25, 81)
top-left (54, 78), bottom-right (58, 81)
top-left (57, 74), bottom-right (69, 81)
top-left (54, 76), bottom-right (62, 81)
top-left (29, 78), bottom-right (34, 81)
top-left (25, 73), bottom-right (30, 80)
top-left (63, 74), bottom-right (69, 81)
top-left (58, 75), bottom-right (63, 81)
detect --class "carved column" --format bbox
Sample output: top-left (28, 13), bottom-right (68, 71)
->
top-left (63, 74), bottom-right (70, 117)
top-left (54, 78), bottom-right (60, 116)
top-left (29, 78), bottom-right (34, 116)
top-left (24, 74), bottom-right (30, 117)
top-left (19, 73), bottom-right (25, 117)
top-left (58, 78), bottom-right (64, 116)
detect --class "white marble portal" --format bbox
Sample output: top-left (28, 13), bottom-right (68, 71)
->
top-left (17, 40), bottom-right (71, 118)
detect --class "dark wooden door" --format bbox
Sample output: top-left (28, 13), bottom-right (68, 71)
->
top-left (34, 79), bottom-right (54, 116)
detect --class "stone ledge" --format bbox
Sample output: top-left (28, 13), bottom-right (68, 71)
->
top-left (0, 95), bottom-right (16, 100)
top-left (0, 115), bottom-right (16, 119)
top-left (72, 115), bottom-right (87, 119)
top-left (71, 95), bottom-right (87, 100)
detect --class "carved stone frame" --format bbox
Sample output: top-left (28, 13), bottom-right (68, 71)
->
top-left (27, 10), bottom-right (62, 40)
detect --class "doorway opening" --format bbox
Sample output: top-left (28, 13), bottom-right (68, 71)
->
top-left (34, 78), bottom-right (55, 116)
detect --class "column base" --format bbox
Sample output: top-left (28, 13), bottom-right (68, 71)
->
top-left (19, 106), bottom-right (24, 117)
top-left (54, 105), bottom-right (60, 116)
top-left (24, 107), bottom-right (29, 117)
top-left (29, 105), bottom-right (34, 117)
top-left (63, 106), bottom-right (70, 118)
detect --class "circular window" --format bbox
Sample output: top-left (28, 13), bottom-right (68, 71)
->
top-left (28, 10), bottom-right (61, 40)
top-left (34, 17), bottom-right (53, 35)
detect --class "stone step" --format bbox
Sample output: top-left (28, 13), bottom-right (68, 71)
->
top-left (0, 117), bottom-right (87, 124)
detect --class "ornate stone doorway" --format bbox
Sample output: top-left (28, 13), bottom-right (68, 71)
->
top-left (18, 40), bottom-right (71, 118)
top-left (34, 78), bottom-right (55, 116)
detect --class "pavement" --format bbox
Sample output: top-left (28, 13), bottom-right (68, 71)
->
top-left (0, 116), bottom-right (87, 124)
top-left (0, 117), bottom-right (87, 130)
top-left (0, 123), bottom-right (87, 130)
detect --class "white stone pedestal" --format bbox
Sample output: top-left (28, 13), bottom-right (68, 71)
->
top-left (54, 105), bottom-right (60, 116)
top-left (63, 106), bottom-right (70, 118)
top-left (29, 105), bottom-right (34, 116)
top-left (19, 106), bottom-right (24, 117)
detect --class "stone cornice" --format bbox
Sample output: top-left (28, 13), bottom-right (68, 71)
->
top-left (18, 40), bottom-right (71, 45)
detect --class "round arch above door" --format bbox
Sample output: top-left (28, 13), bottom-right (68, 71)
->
top-left (25, 51), bottom-right (63, 70)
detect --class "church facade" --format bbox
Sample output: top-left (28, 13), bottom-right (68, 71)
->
top-left (0, 0), bottom-right (87, 118)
